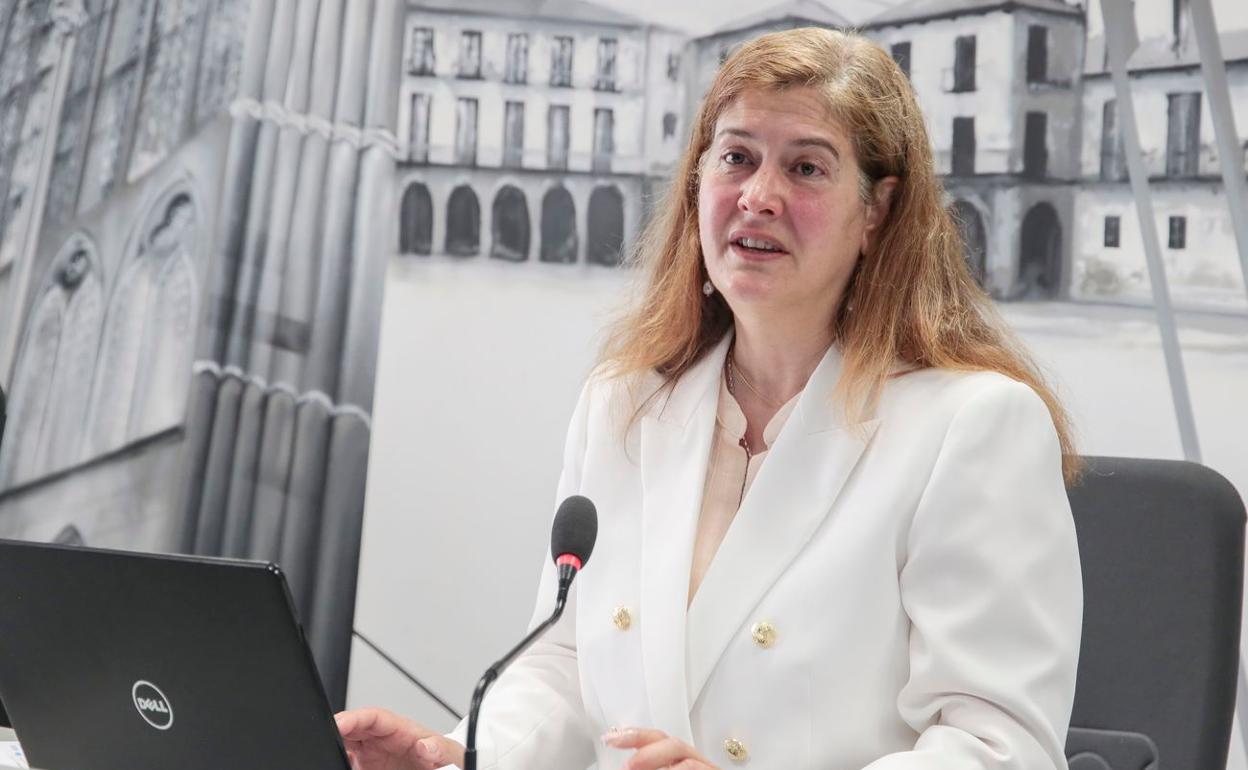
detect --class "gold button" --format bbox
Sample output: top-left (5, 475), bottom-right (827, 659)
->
top-left (611, 606), bottom-right (632, 630)
top-left (750, 621), bottom-right (776, 648)
top-left (724, 737), bottom-right (749, 762)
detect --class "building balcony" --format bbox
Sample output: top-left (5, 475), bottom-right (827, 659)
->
top-left (399, 143), bottom-right (644, 175)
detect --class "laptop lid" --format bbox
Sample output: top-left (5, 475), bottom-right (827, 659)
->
top-left (0, 539), bottom-right (350, 770)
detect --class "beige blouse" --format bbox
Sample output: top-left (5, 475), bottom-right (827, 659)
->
top-left (687, 375), bottom-right (799, 605)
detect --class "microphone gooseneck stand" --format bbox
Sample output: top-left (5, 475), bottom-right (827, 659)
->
top-left (463, 562), bottom-right (578, 770)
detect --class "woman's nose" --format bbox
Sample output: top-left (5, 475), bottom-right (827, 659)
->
top-left (737, 166), bottom-right (784, 216)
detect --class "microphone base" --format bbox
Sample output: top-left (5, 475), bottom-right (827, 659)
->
top-left (464, 747), bottom-right (477, 770)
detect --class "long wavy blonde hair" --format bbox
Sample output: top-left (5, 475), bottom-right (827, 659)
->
top-left (599, 27), bottom-right (1080, 483)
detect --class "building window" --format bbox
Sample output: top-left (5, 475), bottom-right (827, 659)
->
top-left (667, 52), bottom-right (681, 81)
top-left (952, 116), bottom-right (975, 176)
top-left (505, 33), bottom-right (528, 84)
top-left (45, 3), bottom-right (111, 224)
top-left (547, 105), bottom-right (570, 170)
top-left (409, 93), bottom-right (431, 163)
top-left (1168, 215), bottom-right (1187, 249)
top-left (1023, 111), bottom-right (1048, 178)
top-left (503, 101), bottom-right (525, 168)
top-left (491, 186), bottom-right (530, 261)
top-left (662, 112), bottom-right (677, 139)
top-left (890, 41), bottom-right (911, 79)
top-left (1104, 215), bottom-right (1120, 248)
top-left (0, 240), bottom-right (103, 486)
top-left (194, 0), bottom-right (250, 127)
top-left (32, 1), bottom-right (245, 233)
top-left (446, 185), bottom-right (480, 255)
top-left (551, 36), bottom-right (574, 87)
top-left (953, 35), bottom-right (976, 92)
top-left (408, 27), bottom-right (436, 75)
top-left (1027, 25), bottom-right (1048, 83)
top-left (76, 1), bottom-right (161, 213)
top-left (595, 37), bottom-right (618, 91)
top-left (455, 97), bottom-right (478, 166)
top-left (1100, 99), bottom-right (1126, 181)
top-left (587, 186), bottom-right (625, 266)
top-left (458, 30), bottom-right (482, 78)
top-left (87, 192), bottom-right (198, 455)
top-left (400, 183), bottom-right (433, 254)
top-left (541, 186), bottom-right (578, 263)
top-left (130, 2), bottom-right (213, 181)
top-left (593, 108), bottom-right (615, 173)
top-left (1166, 92), bottom-right (1201, 177)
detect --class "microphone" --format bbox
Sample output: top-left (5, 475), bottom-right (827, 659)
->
top-left (463, 496), bottom-right (598, 770)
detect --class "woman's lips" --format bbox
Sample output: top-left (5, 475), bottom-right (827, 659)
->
top-left (728, 241), bottom-right (789, 261)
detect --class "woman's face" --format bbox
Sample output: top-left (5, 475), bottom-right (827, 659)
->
top-left (698, 87), bottom-right (889, 322)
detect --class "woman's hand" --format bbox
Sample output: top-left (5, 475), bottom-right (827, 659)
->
top-left (604, 727), bottom-right (721, 770)
top-left (335, 707), bottom-right (465, 770)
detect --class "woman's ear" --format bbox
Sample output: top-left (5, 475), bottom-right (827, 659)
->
top-left (861, 176), bottom-right (899, 255)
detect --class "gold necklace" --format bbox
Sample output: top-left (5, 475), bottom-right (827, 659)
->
top-left (727, 348), bottom-right (783, 409)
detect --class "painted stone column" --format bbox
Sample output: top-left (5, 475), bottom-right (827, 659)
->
top-left (177, 0), bottom-right (403, 708)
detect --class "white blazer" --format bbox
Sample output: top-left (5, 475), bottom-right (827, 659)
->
top-left (451, 334), bottom-right (1082, 770)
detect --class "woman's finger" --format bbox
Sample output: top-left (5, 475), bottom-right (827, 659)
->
top-left (337, 708), bottom-right (461, 768)
top-left (602, 727), bottom-right (716, 770)
top-left (414, 735), bottom-right (466, 769)
top-left (622, 736), bottom-right (711, 770)
top-left (602, 726), bottom-right (672, 748)
top-left (670, 761), bottom-right (714, 770)
top-left (336, 708), bottom-right (413, 739)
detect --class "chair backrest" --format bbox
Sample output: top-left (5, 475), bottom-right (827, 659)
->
top-left (1065, 456), bottom-right (1245, 770)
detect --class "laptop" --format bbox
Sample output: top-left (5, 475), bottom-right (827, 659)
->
top-left (0, 539), bottom-right (351, 770)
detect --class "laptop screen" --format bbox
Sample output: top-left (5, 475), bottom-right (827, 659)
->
top-left (0, 540), bottom-right (350, 770)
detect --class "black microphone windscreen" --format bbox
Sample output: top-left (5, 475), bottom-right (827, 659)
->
top-left (551, 495), bottom-right (598, 567)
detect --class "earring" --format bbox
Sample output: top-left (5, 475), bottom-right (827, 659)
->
top-left (703, 280), bottom-right (715, 296)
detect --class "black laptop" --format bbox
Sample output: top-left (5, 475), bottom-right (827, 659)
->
top-left (0, 539), bottom-right (351, 770)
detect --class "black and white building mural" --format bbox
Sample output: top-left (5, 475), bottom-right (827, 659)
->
top-left (394, 0), bottom-right (1248, 308)
top-left (0, 0), bottom-right (1245, 728)
top-left (394, 0), bottom-right (688, 268)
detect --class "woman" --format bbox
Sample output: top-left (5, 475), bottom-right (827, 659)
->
top-left (338, 27), bottom-right (1083, 770)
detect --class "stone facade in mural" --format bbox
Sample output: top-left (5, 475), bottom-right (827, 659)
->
top-left (397, 0), bottom-right (1246, 310)
top-left (1074, 32), bottom-right (1248, 309)
top-left (0, 0), bottom-right (403, 710)
top-left (396, 0), bottom-right (687, 267)
top-left (0, 0), bottom-right (240, 525)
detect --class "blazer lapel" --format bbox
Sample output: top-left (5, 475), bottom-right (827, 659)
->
top-left (637, 334), bottom-right (730, 744)
top-left (685, 345), bottom-right (880, 707)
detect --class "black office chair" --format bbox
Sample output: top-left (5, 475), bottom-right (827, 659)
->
top-left (1065, 456), bottom-right (1246, 770)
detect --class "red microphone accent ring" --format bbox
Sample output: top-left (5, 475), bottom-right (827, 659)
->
top-left (555, 554), bottom-right (583, 570)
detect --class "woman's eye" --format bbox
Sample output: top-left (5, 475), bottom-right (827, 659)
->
top-left (723, 151), bottom-right (748, 165)
top-left (795, 162), bottom-right (822, 177)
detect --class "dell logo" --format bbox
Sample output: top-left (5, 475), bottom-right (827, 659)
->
top-left (131, 680), bottom-right (174, 730)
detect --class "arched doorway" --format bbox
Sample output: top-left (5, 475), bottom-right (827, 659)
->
top-left (491, 186), bottom-right (530, 262)
top-left (950, 200), bottom-right (987, 286)
top-left (1016, 202), bottom-right (1061, 299)
top-left (400, 183), bottom-right (432, 255)
top-left (587, 185), bottom-right (624, 266)
top-left (446, 185), bottom-right (480, 256)
top-left (540, 186), bottom-right (577, 263)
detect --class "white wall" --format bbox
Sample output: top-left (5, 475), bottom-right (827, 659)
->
top-left (1073, 185), bottom-right (1248, 309)
top-left (347, 256), bottom-right (631, 729)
